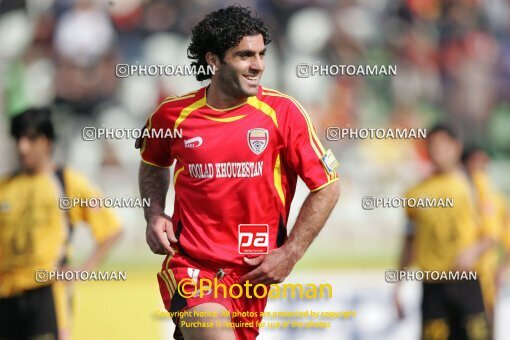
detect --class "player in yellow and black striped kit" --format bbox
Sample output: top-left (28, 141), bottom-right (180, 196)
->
top-left (395, 125), bottom-right (497, 340)
top-left (0, 108), bottom-right (122, 340)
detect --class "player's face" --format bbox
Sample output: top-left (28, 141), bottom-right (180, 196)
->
top-left (466, 151), bottom-right (489, 173)
top-left (16, 135), bottom-right (52, 172)
top-left (217, 34), bottom-right (266, 98)
top-left (427, 132), bottom-right (461, 172)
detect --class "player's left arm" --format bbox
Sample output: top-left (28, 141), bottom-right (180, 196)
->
top-left (242, 182), bottom-right (339, 285)
top-left (64, 170), bottom-right (123, 272)
top-left (241, 96), bottom-right (340, 284)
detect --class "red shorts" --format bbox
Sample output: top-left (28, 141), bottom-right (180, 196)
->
top-left (157, 252), bottom-right (268, 340)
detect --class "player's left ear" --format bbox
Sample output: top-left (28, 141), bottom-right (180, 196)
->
top-left (205, 52), bottom-right (220, 73)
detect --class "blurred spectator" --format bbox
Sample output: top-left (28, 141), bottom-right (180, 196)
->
top-left (53, 0), bottom-right (118, 117)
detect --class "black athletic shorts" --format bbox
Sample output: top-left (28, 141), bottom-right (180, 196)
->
top-left (421, 280), bottom-right (490, 340)
top-left (0, 284), bottom-right (58, 340)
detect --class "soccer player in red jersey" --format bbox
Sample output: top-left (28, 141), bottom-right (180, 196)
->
top-left (137, 6), bottom-right (340, 340)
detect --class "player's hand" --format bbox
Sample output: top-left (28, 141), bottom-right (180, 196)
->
top-left (146, 213), bottom-right (177, 255)
top-left (240, 247), bottom-right (297, 285)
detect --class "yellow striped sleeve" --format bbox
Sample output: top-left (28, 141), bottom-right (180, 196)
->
top-left (262, 89), bottom-right (334, 181)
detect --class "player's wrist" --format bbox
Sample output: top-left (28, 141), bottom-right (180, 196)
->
top-left (144, 207), bottom-right (165, 222)
top-left (282, 242), bottom-right (305, 261)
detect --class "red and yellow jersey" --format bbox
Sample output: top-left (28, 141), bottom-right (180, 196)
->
top-left (140, 86), bottom-right (339, 267)
top-left (0, 168), bottom-right (121, 297)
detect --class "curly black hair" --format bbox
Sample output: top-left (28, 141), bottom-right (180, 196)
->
top-left (188, 5), bottom-right (271, 81)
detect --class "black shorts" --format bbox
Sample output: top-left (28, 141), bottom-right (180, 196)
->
top-left (421, 280), bottom-right (489, 340)
top-left (0, 284), bottom-right (58, 340)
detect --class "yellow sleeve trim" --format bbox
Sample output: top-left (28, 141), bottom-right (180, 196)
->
top-left (141, 159), bottom-right (172, 168)
top-left (141, 95), bottom-right (191, 154)
top-left (173, 166), bottom-right (185, 185)
top-left (141, 92), bottom-right (200, 154)
top-left (310, 177), bottom-right (339, 192)
top-left (262, 90), bottom-right (332, 180)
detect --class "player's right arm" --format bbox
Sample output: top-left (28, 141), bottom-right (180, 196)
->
top-left (64, 169), bottom-right (123, 271)
top-left (139, 163), bottom-right (176, 255)
top-left (137, 100), bottom-right (177, 255)
top-left (398, 222), bottom-right (415, 270)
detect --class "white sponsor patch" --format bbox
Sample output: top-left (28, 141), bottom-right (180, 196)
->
top-left (184, 137), bottom-right (203, 148)
top-left (320, 149), bottom-right (339, 173)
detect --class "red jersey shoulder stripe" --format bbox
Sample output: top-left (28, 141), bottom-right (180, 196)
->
top-left (260, 87), bottom-right (334, 180)
top-left (140, 89), bottom-right (202, 160)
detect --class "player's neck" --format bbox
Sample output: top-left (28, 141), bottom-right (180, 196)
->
top-left (434, 165), bottom-right (461, 176)
top-left (205, 84), bottom-right (248, 110)
top-left (25, 159), bottom-right (56, 175)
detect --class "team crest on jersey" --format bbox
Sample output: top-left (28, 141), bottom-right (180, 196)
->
top-left (247, 128), bottom-right (268, 155)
